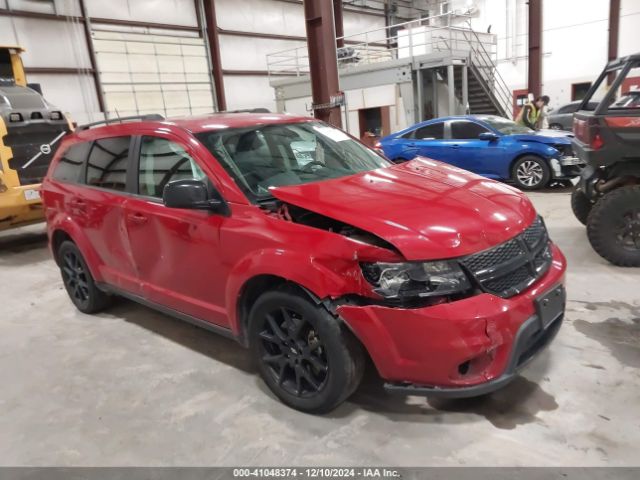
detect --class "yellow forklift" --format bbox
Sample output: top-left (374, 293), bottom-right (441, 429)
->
top-left (0, 45), bottom-right (72, 231)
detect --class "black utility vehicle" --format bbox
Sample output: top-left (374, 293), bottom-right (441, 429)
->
top-left (571, 54), bottom-right (640, 266)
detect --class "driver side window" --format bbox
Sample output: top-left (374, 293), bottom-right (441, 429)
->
top-left (450, 121), bottom-right (489, 139)
top-left (407, 122), bottom-right (444, 140)
top-left (138, 136), bottom-right (206, 198)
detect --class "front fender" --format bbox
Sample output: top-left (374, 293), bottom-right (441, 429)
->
top-left (225, 248), bottom-right (362, 334)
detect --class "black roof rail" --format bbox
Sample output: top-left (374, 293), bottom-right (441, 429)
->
top-left (77, 114), bottom-right (165, 131)
top-left (223, 108), bottom-right (271, 114)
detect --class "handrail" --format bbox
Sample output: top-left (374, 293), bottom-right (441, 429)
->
top-left (460, 20), bottom-right (512, 117)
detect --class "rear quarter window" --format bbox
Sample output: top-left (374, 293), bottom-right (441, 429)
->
top-left (51, 142), bottom-right (92, 183)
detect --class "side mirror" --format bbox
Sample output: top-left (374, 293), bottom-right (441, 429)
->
top-left (163, 179), bottom-right (228, 215)
top-left (478, 132), bottom-right (499, 141)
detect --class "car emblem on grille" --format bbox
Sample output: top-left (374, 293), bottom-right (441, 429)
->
top-left (40, 144), bottom-right (52, 155)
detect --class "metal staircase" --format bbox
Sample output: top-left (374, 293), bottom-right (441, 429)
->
top-left (267, 13), bottom-right (513, 121)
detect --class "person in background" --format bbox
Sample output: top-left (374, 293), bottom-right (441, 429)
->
top-left (537, 95), bottom-right (551, 130)
top-left (516, 95), bottom-right (547, 130)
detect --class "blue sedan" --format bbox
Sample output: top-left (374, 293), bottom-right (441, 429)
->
top-left (377, 115), bottom-right (584, 190)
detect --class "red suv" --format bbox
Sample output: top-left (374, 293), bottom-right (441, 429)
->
top-left (42, 113), bottom-right (567, 413)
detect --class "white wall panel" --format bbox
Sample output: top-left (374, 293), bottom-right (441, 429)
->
top-left (216, 0), bottom-right (307, 37)
top-left (224, 75), bottom-right (276, 111)
top-left (5, 0), bottom-right (81, 16)
top-left (85, 0), bottom-right (197, 27)
top-left (26, 73), bottom-right (100, 124)
top-left (0, 17), bottom-right (91, 69)
top-left (219, 35), bottom-right (306, 71)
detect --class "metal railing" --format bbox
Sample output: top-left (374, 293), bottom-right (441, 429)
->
top-left (266, 12), bottom-right (512, 117)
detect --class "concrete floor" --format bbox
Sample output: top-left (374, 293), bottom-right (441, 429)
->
top-left (0, 187), bottom-right (638, 467)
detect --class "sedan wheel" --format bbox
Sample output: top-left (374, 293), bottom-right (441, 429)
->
top-left (512, 156), bottom-right (551, 190)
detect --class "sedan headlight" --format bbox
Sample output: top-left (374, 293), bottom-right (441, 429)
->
top-left (360, 260), bottom-right (471, 299)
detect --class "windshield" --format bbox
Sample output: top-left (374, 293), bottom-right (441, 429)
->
top-left (196, 121), bottom-right (390, 200)
top-left (611, 91), bottom-right (640, 109)
top-left (477, 116), bottom-right (533, 135)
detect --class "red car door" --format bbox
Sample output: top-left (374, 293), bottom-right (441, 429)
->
top-left (80, 136), bottom-right (140, 294)
top-left (122, 133), bottom-right (229, 327)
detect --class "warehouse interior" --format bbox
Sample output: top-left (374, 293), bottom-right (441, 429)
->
top-left (1, 0), bottom-right (639, 474)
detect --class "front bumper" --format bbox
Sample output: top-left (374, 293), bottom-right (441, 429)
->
top-left (337, 243), bottom-right (566, 397)
top-left (551, 156), bottom-right (585, 179)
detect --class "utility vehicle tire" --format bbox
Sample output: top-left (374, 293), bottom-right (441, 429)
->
top-left (571, 188), bottom-right (594, 226)
top-left (249, 287), bottom-right (365, 413)
top-left (57, 240), bottom-right (113, 313)
top-left (586, 185), bottom-right (640, 267)
top-left (512, 155), bottom-right (551, 190)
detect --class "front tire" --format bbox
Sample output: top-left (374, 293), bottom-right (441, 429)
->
top-left (571, 188), bottom-right (594, 225)
top-left (57, 240), bottom-right (112, 313)
top-left (512, 155), bottom-right (551, 190)
top-left (586, 186), bottom-right (640, 267)
top-left (249, 288), bottom-right (364, 413)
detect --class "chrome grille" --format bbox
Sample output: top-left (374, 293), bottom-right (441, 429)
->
top-left (460, 217), bottom-right (552, 298)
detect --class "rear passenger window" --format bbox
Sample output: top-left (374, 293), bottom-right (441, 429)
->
top-left (86, 137), bottom-right (131, 192)
top-left (138, 136), bottom-right (205, 198)
top-left (52, 142), bottom-right (92, 183)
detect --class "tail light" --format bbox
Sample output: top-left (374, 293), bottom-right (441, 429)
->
top-left (573, 117), bottom-right (604, 150)
top-left (591, 131), bottom-right (604, 150)
top-left (373, 141), bottom-right (382, 151)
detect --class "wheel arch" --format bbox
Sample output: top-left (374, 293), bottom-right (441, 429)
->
top-left (225, 249), bottom-right (353, 344)
top-left (49, 223), bottom-right (104, 282)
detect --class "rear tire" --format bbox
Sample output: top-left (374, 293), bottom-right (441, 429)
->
top-left (249, 287), bottom-right (364, 413)
top-left (571, 188), bottom-right (594, 225)
top-left (586, 186), bottom-right (640, 267)
top-left (549, 123), bottom-right (563, 130)
top-left (394, 157), bottom-right (409, 164)
top-left (57, 241), bottom-right (112, 313)
top-left (512, 155), bottom-right (551, 190)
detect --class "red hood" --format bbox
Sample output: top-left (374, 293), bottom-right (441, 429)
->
top-left (270, 158), bottom-right (537, 260)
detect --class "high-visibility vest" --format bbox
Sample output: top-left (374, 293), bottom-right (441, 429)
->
top-left (515, 101), bottom-right (539, 126)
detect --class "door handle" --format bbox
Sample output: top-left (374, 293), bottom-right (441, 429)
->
top-left (451, 144), bottom-right (460, 149)
top-left (68, 198), bottom-right (87, 212)
top-left (127, 212), bottom-right (148, 225)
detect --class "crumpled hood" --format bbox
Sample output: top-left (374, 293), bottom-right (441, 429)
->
top-left (270, 158), bottom-right (537, 260)
top-left (510, 129), bottom-right (572, 144)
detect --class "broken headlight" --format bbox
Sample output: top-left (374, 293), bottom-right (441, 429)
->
top-left (360, 260), bottom-right (471, 299)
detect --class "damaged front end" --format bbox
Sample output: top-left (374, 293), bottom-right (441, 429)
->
top-left (255, 196), bottom-right (566, 396)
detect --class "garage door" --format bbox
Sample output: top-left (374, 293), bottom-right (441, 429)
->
top-left (92, 28), bottom-right (215, 118)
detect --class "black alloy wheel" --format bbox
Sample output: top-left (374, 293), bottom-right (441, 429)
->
top-left (61, 249), bottom-right (90, 307)
top-left (249, 288), bottom-right (364, 413)
top-left (57, 241), bottom-right (112, 313)
top-left (259, 306), bottom-right (329, 398)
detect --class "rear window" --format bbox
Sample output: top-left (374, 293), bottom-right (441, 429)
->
top-left (85, 136), bottom-right (131, 192)
top-left (52, 142), bottom-right (91, 183)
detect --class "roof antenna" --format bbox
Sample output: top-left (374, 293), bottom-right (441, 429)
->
top-left (114, 109), bottom-right (122, 124)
